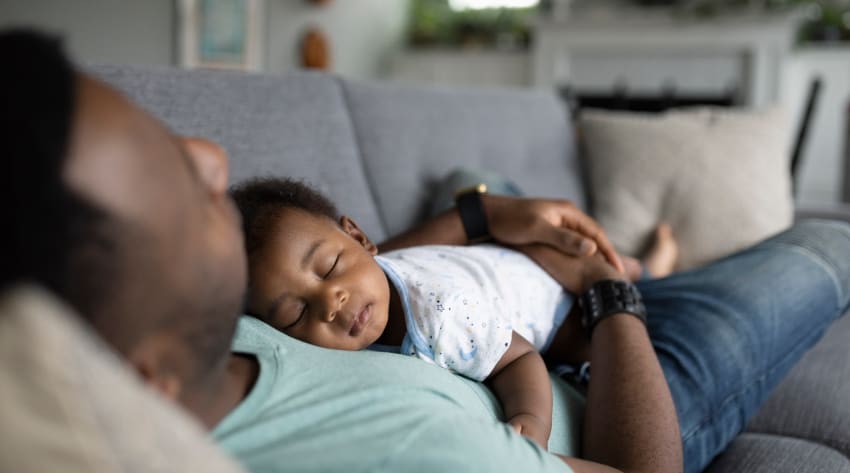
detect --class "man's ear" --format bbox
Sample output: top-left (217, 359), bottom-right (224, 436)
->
top-left (127, 334), bottom-right (183, 402)
top-left (339, 215), bottom-right (378, 255)
top-left (181, 137), bottom-right (230, 196)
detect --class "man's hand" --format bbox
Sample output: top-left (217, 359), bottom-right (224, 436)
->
top-left (517, 243), bottom-right (626, 294)
top-left (508, 413), bottom-right (550, 449)
top-left (482, 195), bottom-right (625, 274)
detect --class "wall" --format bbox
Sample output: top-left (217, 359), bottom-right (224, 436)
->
top-left (265, 0), bottom-right (410, 80)
top-left (0, 0), bottom-right (411, 80)
top-left (0, 0), bottom-right (174, 65)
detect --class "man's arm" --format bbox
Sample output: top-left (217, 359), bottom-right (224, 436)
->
top-left (560, 312), bottom-right (682, 473)
top-left (378, 194), bottom-right (625, 274)
top-left (554, 315), bottom-right (684, 473)
top-left (549, 254), bottom-right (682, 473)
top-left (486, 331), bottom-right (553, 449)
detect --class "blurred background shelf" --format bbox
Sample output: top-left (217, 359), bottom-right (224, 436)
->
top-left (3, 0), bottom-right (850, 206)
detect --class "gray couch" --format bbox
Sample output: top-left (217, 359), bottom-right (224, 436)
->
top-left (94, 65), bottom-right (850, 473)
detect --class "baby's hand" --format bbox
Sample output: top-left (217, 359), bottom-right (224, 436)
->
top-left (508, 413), bottom-right (550, 450)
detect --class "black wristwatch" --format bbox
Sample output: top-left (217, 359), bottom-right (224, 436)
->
top-left (454, 183), bottom-right (491, 244)
top-left (578, 279), bottom-right (647, 339)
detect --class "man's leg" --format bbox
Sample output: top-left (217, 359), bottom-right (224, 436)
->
top-left (635, 220), bottom-right (850, 473)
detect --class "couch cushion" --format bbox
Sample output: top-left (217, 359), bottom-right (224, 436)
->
top-left (91, 65), bottom-right (387, 241)
top-left (746, 313), bottom-right (850, 457)
top-left (705, 433), bottom-right (850, 473)
top-left (341, 79), bottom-right (585, 237)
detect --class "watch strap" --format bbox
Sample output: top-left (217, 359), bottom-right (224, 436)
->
top-left (454, 184), bottom-right (491, 244)
top-left (579, 279), bottom-right (647, 339)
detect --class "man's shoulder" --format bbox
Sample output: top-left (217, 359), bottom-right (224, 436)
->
top-left (231, 316), bottom-right (291, 354)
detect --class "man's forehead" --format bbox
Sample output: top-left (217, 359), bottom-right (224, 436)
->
top-left (64, 74), bottom-right (189, 221)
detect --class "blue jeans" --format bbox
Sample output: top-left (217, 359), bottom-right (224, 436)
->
top-left (638, 220), bottom-right (850, 473)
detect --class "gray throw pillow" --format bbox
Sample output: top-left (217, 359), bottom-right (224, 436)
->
top-left (579, 107), bottom-right (793, 270)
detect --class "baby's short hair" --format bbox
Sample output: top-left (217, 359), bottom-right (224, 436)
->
top-left (230, 177), bottom-right (339, 257)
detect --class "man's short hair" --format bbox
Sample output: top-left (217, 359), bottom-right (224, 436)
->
top-left (230, 177), bottom-right (340, 259)
top-left (0, 30), bottom-right (241, 384)
top-left (0, 30), bottom-right (120, 323)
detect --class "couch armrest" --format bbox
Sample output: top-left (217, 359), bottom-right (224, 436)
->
top-left (795, 202), bottom-right (850, 223)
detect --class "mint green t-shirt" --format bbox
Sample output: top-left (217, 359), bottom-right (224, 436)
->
top-left (213, 317), bottom-right (584, 473)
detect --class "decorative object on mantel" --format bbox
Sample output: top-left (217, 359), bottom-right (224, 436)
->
top-left (796, 0), bottom-right (850, 42)
top-left (409, 0), bottom-right (535, 50)
top-left (300, 28), bottom-right (331, 70)
top-left (621, 0), bottom-right (850, 42)
top-left (177, 0), bottom-right (265, 71)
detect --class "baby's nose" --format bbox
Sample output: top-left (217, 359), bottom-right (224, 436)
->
top-left (321, 287), bottom-right (348, 322)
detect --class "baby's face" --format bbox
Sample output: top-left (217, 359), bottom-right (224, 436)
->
top-left (248, 208), bottom-right (390, 350)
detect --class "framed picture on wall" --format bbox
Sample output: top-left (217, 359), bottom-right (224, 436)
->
top-left (177, 0), bottom-right (264, 71)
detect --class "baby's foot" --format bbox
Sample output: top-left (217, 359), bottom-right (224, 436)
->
top-left (621, 256), bottom-right (643, 281)
top-left (643, 223), bottom-right (678, 278)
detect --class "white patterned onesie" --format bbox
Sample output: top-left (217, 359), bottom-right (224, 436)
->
top-left (374, 244), bottom-right (573, 382)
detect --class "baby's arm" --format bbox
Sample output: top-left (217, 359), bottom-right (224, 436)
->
top-left (486, 331), bottom-right (553, 449)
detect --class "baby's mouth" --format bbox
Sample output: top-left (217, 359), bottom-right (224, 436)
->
top-left (349, 304), bottom-right (372, 336)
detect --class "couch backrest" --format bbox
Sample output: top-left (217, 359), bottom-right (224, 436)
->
top-left (91, 65), bottom-right (388, 241)
top-left (340, 79), bottom-right (586, 236)
top-left (92, 66), bottom-right (585, 241)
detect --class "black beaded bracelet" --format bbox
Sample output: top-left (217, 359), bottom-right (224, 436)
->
top-left (578, 279), bottom-right (647, 339)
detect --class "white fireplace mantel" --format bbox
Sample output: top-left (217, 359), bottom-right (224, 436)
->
top-left (533, 11), bottom-right (803, 106)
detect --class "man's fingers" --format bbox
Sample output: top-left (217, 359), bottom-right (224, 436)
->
top-left (579, 238), bottom-right (597, 256)
top-left (595, 239), bottom-right (625, 275)
top-left (552, 211), bottom-right (625, 274)
top-left (546, 224), bottom-right (626, 276)
top-left (540, 224), bottom-right (595, 257)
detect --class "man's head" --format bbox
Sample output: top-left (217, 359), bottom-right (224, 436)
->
top-left (1, 30), bottom-right (247, 411)
top-left (231, 178), bottom-right (390, 350)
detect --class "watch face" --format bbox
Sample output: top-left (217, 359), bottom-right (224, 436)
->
top-left (454, 183), bottom-right (488, 199)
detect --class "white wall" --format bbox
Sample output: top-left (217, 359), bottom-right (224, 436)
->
top-left (0, 0), bottom-right (174, 65)
top-left (265, 0), bottom-right (410, 80)
top-left (0, 0), bottom-right (411, 80)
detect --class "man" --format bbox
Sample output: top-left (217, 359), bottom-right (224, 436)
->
top-left (3, 30), bottom-right (849, 473)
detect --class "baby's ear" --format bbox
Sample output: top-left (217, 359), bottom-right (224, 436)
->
top-left (340, 216), bottom-right (378, 255)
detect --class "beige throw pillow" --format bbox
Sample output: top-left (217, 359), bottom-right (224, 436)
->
top-left (579, 107), bottom-right (794, 271)
top-left (0, 285), bottom-right (247, 473)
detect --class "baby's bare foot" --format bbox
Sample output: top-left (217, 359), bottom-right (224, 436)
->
top-left (621, 256), bottom-right (643, 281)
top-left (643, 223), bottom-right (678, 278)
